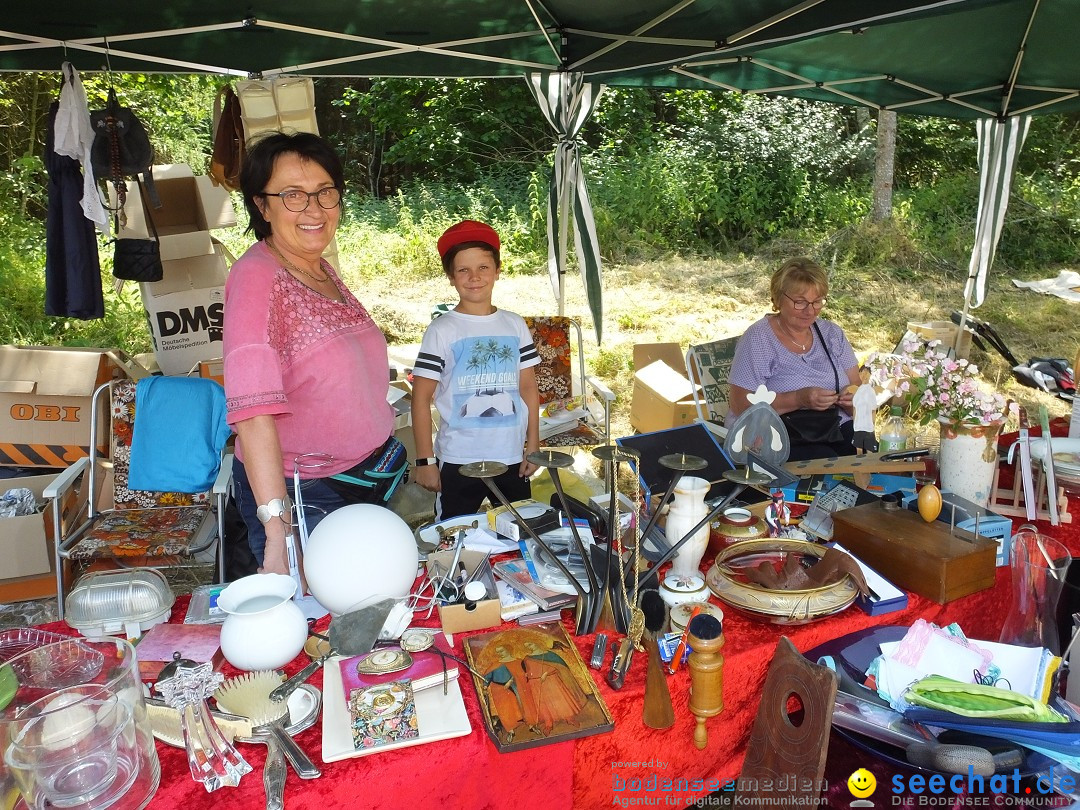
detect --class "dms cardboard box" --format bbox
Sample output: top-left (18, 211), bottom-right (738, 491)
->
top-left (116, 164), bottom-right (236, 261)
top-left (0, 346), bottom-right (146, 468)
top-left (141, 243), bottom-right (229, 376)
top-left (629, 343), bottom-right (700, 434)
top-left (0, 470), bottom-right (84, 601)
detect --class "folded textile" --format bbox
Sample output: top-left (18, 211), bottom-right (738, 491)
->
top-left (128, 377), bottom-right (230, 493)
top-left (904, 675), bottom-right (1067, 723)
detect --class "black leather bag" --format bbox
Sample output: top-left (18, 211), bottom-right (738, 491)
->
top-left (112, 237), bottom-right (163, 282)
top-left (781, 407), bottom-right (844, 445)
top-left (111, 179), bottom-right (163, 282)
top-left (90, 88), bottom-right (159, 212)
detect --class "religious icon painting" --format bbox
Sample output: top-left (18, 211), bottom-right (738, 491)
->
top-left (463, 622), bottom-right (614, 752)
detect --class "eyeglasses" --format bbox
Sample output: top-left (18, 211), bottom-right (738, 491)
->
top-left (784, 293), bottom-right (827, 311)
top-left (260, 187), bottom-right (341, 212)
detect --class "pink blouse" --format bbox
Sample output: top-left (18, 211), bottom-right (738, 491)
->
top-left (223, 241), bottom-right (394, 477)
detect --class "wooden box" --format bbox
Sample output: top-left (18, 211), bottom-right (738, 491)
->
top-left (831, 502), bottom-right (997, 604)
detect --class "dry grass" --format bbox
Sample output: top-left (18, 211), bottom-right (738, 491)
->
top-left (342, 255), bottom-right (1079, 439)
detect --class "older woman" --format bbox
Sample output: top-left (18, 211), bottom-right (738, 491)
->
top-left (223, 132), bottom-right (395, 576)
top-left (727, 258), bottom-right (861, 461)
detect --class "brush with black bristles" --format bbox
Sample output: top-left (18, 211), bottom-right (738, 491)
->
top-left (640, 589), bottom-right (675, 729)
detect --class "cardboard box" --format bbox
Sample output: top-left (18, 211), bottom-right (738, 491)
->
top-left (199, 358), bottom-right (225, 387)
top-left (0, 471), bottom-right (78, 601)
top-left (630, 343), bottom-right (700, 434)
top-left (831, 501), bottom-right (997, 603)
top-left (906, 321), bottom-right (974, 359)
top-left (116, 165), bottom-right (237, 261)
top-left (140, 244), bottom-right (229, 376)
top-left (0, 346), bottom-right (147, 468)
top-left (425, 549), bottom-right (502, 633)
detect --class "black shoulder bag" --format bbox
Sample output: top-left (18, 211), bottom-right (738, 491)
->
top-left (112, 180), bottom-right (163, 283)
top-left (780, 322), bottom-right (845, 445)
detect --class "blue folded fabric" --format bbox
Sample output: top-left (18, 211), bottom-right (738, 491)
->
top-left (127, 376), bottom-right (230, 493)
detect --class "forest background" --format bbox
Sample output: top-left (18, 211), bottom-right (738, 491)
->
top-left (1, 73), bottom-right (1077, 433)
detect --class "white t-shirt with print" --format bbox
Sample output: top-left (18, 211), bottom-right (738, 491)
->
top-left (413, 309), bottom-right (540, 465)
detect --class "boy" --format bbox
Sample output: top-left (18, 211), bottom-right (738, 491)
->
top-left (411, 220), bottom-right (540, 519)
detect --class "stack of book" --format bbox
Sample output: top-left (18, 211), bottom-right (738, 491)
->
top-left (492, 558), bottom-right (577, 620)
top-left (322, 632), bottom-right (471, 761)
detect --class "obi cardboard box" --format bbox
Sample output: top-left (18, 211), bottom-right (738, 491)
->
top-left (0, 470), bottom-right (83, 601)
top-left (630, 343), bottom-right (700, 434)
top-left (116, 164), bottom-right (236, 261)
top-left (140, 242), bottom-right (229, 376)
top-left (0, 346), bottom-right (147, 468)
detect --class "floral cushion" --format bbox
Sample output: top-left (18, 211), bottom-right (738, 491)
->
top-left (68, 380), bottom-right (216, 562)
top-left (522, 315), bottom-right (608, 448)
top-left (69, 506), bottom-right (214, 560)
top-left (524, 316), bottom-right (573, 407)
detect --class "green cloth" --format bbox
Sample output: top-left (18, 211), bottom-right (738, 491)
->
top-left (904, 675), bottom-right (1068, 724)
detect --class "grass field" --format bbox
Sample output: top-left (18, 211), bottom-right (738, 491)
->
top-left (325, 231), bottom-right (1079, 439)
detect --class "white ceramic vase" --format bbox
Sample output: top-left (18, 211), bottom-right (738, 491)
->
top-left (937, 419), bottom-right (1003, 507)
top-left (217, 573), bottom-right (308, 671)
top-left (665, 475), bottom-right (711, 578)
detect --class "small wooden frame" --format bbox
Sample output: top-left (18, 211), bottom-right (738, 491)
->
top-left (989, 462), bottom-right (1072, 525)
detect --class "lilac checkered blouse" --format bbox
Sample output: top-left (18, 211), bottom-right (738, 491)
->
top-left (727, 315), bottom-right (858, 424)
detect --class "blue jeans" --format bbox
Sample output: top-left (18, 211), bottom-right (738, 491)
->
top-left (232, 458), bottom-right (350, 566)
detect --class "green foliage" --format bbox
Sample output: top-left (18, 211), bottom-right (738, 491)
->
top-left (4, 71), bottom-right (1080, 354)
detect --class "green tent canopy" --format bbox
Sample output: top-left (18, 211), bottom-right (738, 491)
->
top-left (4, 0), bottom-right (1074, 119)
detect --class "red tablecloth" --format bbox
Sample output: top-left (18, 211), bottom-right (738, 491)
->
top-left (34, 494), bottom-right (1080, 810)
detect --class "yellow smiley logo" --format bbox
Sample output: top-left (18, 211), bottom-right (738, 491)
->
top-left (847, 768), bottom-right (876, 798)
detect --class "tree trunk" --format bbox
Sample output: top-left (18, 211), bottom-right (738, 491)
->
top-left (872, 109), bottom-right (897, 222)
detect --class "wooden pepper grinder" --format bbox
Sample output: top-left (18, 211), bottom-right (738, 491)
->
top-left (687, 614), bottom-right (724, 749)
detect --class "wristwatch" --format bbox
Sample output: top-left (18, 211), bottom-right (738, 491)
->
top-left (256, 495), bottom-right (292, 526)
top-left (414, 457), bottom-right (437, 467)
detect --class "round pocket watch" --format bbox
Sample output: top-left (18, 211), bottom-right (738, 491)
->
top-left (356, 647), bottom-right (413, 676)
top-left (400, 628), bottom-right (437, 653)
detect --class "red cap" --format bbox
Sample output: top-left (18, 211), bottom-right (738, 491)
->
top-left (437, 220), bottom-right (500, 259)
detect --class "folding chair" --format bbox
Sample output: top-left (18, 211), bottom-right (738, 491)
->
top-left (523, 315), bottom-right (615, 447)
top-left (45, 378), bottom-right (232, 619)
top-left (684, 336), bottom-right (740, 440)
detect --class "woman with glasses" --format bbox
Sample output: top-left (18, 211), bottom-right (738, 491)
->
top-left (222, 132), bottom-right (395, 577)
top-left (727, 257), bottom-right (862, 460)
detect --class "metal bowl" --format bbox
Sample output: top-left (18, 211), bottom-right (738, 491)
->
top-left (706, 538), bottom-right (858, 625)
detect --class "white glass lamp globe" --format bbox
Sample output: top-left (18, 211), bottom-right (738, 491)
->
top-left (303, 504), bottom-right (419, 615)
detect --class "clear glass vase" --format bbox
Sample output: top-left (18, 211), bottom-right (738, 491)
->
top-left (999, 527), bottom-right (1072, 654)
top-left (1, 637), bottom-right (160, 810)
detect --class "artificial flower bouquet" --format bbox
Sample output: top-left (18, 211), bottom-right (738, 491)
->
top-left (868, 338), bottom-right (1015, 428)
